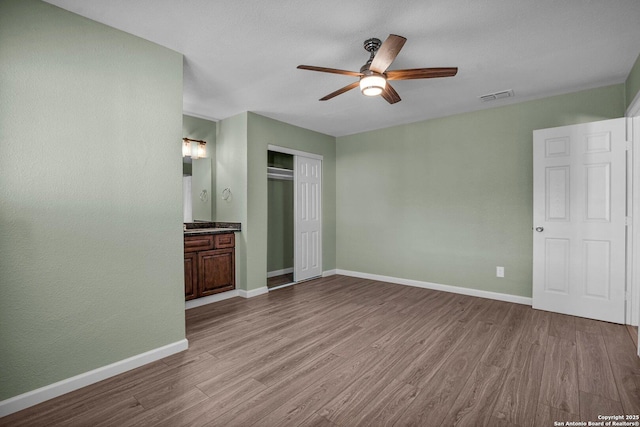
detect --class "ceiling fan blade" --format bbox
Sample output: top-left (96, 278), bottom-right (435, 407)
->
top-left (386, 67), bottom-right (458, 80)
top-left (320, 81), bottom-right (360, 101)
top-left (381, 83), bottom-right (401, 104)
top-left (369, 34), bottom-right (407, 74)
top-left (297, 65), bottom-right (363, 77)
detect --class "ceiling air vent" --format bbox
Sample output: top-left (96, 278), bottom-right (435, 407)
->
top-left (479, 89), bottom-right (514, 102)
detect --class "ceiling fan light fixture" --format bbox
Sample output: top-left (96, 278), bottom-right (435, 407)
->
top-left (359, 72), bottom-right (386, 96)
top-left (297, 34), bottom-right (457, 103)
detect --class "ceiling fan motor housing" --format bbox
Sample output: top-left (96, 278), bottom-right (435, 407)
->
top-left (363, 38), bottom-right (382, 53)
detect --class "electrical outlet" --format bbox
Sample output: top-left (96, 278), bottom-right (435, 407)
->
top-left (496, 266), bottom-right (504, 278)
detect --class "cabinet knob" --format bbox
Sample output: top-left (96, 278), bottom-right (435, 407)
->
top-left (535, 227), bottom-right (544, 232)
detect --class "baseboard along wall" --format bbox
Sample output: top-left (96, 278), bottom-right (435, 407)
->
top-left (0, 339), bottom-right (188, 418)
top-left (335, 269), bottom-right (532, 306)
top-left (185, 289), bottom-right (239, 310)
top-left (238, 286), bottom-right (269, 298)
top-left (1, 283), bottom-right (272, 417)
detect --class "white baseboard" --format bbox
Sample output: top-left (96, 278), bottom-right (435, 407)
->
top-left (268, 282), bottom-right (296, 291)
top-left (186, 286), bottom-right (269, 309)
top-left (0, 339), bottom-right (188, 418)
top-left (185, 289), bottom-right (239, 310)
top-left (335, 269), bottom-right (532, 306)
top-left (267, 268), bottom-right (294, 278)
top-left (238, 286), bottom-right (269, 298)
top-left (322, 269), bottom-right (337, 277)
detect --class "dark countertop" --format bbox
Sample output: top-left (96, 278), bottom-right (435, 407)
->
top-left (183, 221), bottom-right (241, 236)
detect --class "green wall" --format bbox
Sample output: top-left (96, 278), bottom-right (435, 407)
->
top-left (336, 84), bottom-right (625, 298)
top-left (267, 178), bottom-right (294, 272)
top-left (0, 0), bottom-right (184, 401)
top-left (247, 112), bottom-right (337, 290)
top-left (626, 53), bottom-right (640, 110)
top-left (183, 115), bottom-right (216, 220)
top-left (215, 113), bottom-right (248, 290)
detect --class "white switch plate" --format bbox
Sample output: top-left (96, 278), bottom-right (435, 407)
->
top-left (496, 266), bottom-right (504, 278)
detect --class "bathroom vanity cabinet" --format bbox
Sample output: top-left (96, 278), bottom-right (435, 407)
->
top-left (184, 232), bottom-right (235, 300)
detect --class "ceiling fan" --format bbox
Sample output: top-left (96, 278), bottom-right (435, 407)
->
top-left (297, 34), bottom-right (458, 104)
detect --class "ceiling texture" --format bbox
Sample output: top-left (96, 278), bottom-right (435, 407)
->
top-left (45, 0), bottom-right (640, 137)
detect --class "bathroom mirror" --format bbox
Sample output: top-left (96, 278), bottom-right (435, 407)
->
top-left (183, 157), bottom-right (212, 222)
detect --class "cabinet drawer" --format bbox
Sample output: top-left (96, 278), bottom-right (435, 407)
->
top-left (214, 233), bottom-right (235, 249)
top-left (184, 235), bottom-right (214, 252)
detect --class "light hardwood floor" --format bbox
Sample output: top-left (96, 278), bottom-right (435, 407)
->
top-left (2, 275), bottom-right (640, 426)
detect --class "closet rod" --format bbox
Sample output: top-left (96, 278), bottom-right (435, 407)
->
top-left (267, 173), bottom-right (293, 181)
top-left (267, 166), bottom-right (293, 180)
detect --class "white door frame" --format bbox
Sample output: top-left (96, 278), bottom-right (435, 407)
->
top-left (268, 145), bottom-right (324, 161)
top-left (627, 93), bottom-right (640, 328)
top-left (267, 144), bottom-right (323, 283)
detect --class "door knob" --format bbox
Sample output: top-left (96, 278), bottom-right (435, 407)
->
top-left (535, 227), bottom-right (544, 232)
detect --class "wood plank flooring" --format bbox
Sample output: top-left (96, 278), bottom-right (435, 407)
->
top-left (2, 275), bottom-right (640, 427)
top-left (628, 325), bottom-right (639, 349)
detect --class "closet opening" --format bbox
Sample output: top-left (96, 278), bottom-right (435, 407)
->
top-left (267, 145), bottom-right (323, 291)
top-left (267, 150), bottom-right (295, 290)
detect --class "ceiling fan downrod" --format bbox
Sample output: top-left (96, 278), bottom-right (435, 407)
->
top-left (362, 38), bottom-right (382, 69)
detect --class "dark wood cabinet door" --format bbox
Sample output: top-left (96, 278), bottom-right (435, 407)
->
top-left (184, 252), bottom-right (198, 300)
top-left (198, 249), bottom-right (235, 296)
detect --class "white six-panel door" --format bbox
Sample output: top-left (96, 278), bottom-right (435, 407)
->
top-left (295, 155), bottom-right (322, 281)
top-left (533, 118), bottom-right (626, 323)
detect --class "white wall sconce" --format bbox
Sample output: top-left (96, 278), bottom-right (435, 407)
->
top-left (182, 138), bottom-right (207, 159)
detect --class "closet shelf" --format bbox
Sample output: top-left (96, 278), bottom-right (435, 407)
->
top-left (268, 166), bottom-right (293, 180)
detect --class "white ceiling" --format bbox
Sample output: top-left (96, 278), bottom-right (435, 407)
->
top-left (45, 0), bottom-right (640, 137)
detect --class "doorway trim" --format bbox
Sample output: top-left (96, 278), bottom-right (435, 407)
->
top-left (268, 144), bottom-right (323, 161)
top-left (627, 94), bottom-right (640, 327)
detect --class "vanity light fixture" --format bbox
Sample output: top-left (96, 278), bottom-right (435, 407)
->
top-left (197, 141), bottom-right (206, 158)
top-left (182, 139), bottom-right (191, 157)
top-left (182, 138), bottom-right (207, 159)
